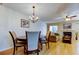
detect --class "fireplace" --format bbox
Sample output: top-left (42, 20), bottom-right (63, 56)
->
top-left (62, 32), bottom-right (72, 44)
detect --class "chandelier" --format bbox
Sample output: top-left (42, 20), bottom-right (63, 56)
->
top-left (29, 6), bottom-right (39, 23)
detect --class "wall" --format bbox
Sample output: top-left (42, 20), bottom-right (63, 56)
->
top-left (0, 5), bottom-right (46, 51)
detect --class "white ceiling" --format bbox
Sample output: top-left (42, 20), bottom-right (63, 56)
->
top-left (2, 3), bottom-right (79, 22)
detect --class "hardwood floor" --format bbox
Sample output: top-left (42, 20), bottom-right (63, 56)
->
top-left (0, 39), bottom-right (79, 55)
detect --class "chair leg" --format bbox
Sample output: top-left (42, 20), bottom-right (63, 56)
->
top-left (26, 52), bottom-right (28, 55)
top-left (16, 47), bottom-right (17, 51)
top-left (37, 52), bottom-right (39, 55)
top-left (24, 45), bottom-right (26, 54)
top-left (24, 51), bottom-right (27, 55)
top-left (37, 49), bottom-right (39, 55)
top-left (13, 47), bottom-right (16, 55)
top-left (48, 42), bottom-right (49, 49)
top-left (46, 42), bottom-right (49, 49)
top-left (40, 43), bottom-right (42, 50)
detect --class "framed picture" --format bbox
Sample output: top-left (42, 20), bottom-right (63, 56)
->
top-left (63, 23), bottom-right (72, 29)
top-left (21, 19), bottom-right (30, 28)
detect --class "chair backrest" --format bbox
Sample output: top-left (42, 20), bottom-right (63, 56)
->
top-left (11, 31), bottom-right (17, 40)
top-left (46, 31), bottom-right (51, 40)
top-left (9, 31), bottom-right (15, 47)
top-left (26, 31), bottom-right (40, 51)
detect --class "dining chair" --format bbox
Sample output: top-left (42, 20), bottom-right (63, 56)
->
top-left (46, 31), bottom-right (51, 48)
top-left (25, 31), bottom-right (40, 55)
top-left (40, 31), bottom-right (51, 49)
top-left (9, 31), bottom-right (26, 55)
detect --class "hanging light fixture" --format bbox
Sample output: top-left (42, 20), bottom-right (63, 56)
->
top-left (65, 15), bottom-right (77, 21)
top-left (65, 16), bottom-right (71, 21)
top-left (29, 6), bottom-right (39, 23)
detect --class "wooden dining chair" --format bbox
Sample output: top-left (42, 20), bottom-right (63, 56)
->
top-left (25, 31), bottom-right (40, 55)
top-left (9, 31), bottom-right (26, 55)
top-left (40, 31), bottom-right (51, 49)
top-left (46, 31), bottom-right (51, 48)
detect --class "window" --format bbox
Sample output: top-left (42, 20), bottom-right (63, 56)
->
top-left (49, 25), bottom-right (58, 33)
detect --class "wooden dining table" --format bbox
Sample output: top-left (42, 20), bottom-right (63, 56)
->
top-left (16, 36), bottom-right (26, 41)
top-left (17, 35), bottom-right (43, 41)
top-left (16, 36), bottom-right (43, 50)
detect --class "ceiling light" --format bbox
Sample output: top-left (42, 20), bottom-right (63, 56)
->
top-left (29, 6), bottom-right (38, 23)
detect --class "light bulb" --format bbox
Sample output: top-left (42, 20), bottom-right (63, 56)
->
top-left (65, 18), bottom-right (70, 21)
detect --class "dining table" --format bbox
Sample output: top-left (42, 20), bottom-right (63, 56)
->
top-left (16, 36), bottom-right (26, 41)
top-left (16, 35), bottom-right (43, 50)
top-left (17, 35), bottom-right (45, 41)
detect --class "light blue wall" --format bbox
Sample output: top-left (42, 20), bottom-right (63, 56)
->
top-left (0, 5), bottom-right (46, 51)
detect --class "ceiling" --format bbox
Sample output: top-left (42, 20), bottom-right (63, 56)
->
top-left (2, 3), bottom-right (79, 22)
